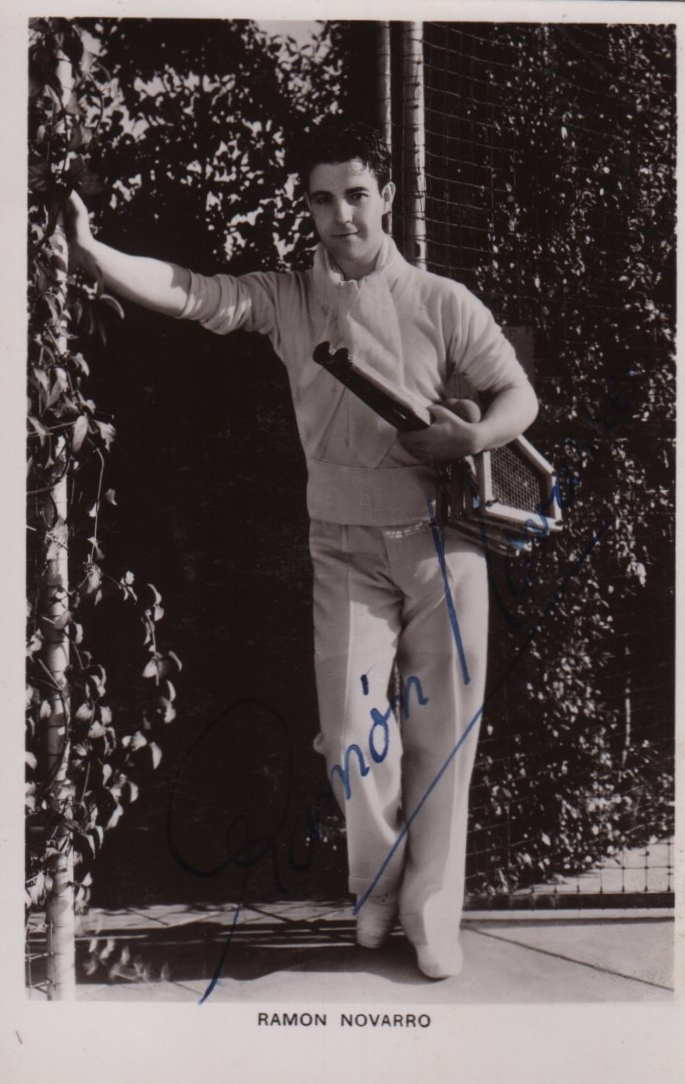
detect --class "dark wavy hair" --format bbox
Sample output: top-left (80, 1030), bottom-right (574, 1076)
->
top-left (292, 119), bottom-right (392, 191)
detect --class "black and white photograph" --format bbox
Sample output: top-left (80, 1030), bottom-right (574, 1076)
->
top-left (2, 1), bottom-right (682, 1081)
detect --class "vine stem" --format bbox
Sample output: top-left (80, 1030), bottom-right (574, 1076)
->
top-left (89, 447), bottom-right (106, 563)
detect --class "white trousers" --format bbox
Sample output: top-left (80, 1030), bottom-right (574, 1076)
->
top-left (310, 518), bottom-right (489, 949)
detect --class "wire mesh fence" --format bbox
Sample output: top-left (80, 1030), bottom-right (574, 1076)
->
top-left (390, 20), bottom-right (676, 910)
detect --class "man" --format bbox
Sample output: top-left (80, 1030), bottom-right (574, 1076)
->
top-left (67, 120), bottom-right (538, 979)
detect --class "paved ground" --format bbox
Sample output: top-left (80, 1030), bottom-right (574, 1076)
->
top-left (26, 901), bottom-right (675, 1004)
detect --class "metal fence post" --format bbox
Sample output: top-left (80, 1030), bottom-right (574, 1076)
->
top-left (377, 21), bottom-right (393, 236)
top-left (377, 21), bottom-right (392, 154)
top-left (401, 22), bottom-right (427, 268)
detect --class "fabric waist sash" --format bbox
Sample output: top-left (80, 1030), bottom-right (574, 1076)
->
top-left (306, 459), bottom-right (440, 527)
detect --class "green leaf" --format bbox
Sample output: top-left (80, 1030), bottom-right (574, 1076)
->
top-left (146, 583), bottom-right (163, 606)
top-left (100, 294), bottom-right (126, 320)
top-left (47, 367), bottom-right (69, 407)
top-left (161, 679), bottom-right (176, 702)
top-left (31, 366), bottom-right (50, 393)
top-left (91, 419), bottom-right (116, 449)
top-left (26, 630), bottom-right (43, 657)
top-left (156, 698), bottom-right (176, 724)
top-left (106, 803), bottom-right (124, 830)
top-left (75, 702), bottom-right (93, 724)
top-left (72, 414), bottom-right (88, 453)
top-left (28, 415), bottom-right (49, 440)
top-left (86, 664), bottom-right (106, 697)
top-left (80, 564), bottom-right (103, 597)
top-left (28, 159), bottom-right (52, 193)
top-left (142, 658), bottom-right (159, 680)
top-left (71, 352), bottom-right (90, 376)
top-left (69, 124), bottom-right (85, 152)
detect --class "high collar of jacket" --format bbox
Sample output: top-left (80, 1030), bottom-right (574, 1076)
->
top-left (306, 234), bottom-right (412, 468)
top-left (312, 233), bottom-right (408, 311)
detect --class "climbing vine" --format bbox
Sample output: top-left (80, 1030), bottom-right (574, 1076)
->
top-left (26, 17), bottom-right (181, 915)
top-left (421, 22), bottom-right (676, 895)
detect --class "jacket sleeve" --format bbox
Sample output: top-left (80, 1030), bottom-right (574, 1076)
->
top-left (177, 269), bottom-right (278, 337)
top-left (448, 285), bottom-right (530, 394)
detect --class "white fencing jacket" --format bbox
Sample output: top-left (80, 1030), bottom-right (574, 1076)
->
top-left (178, 236), bottom-right (529, 526)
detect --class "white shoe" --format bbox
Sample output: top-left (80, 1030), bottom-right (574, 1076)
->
top-left (415, 941), bottom-right (463, 980)
top-left (355, 891), bottom-right (399, 949)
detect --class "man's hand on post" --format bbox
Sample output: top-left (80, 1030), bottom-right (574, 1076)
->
top-left (62, 190), bottom-right (191, 318)
top-left (64, 190), bottom-right (101, 279)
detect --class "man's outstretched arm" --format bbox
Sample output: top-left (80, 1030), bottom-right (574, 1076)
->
top-left (65, 191), bottom-right (191, 318)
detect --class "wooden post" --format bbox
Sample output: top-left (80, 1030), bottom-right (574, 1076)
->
top-left (377, 22), bottom-right (392, 153)
top-left (401, 22), bottom-right (427, 268)
top-left (41, 51), bottom-right (76, 1001)
top-left (377, 21), bottom-right (393, 236)
top-left (42, 426), bottom-right (75, 1000)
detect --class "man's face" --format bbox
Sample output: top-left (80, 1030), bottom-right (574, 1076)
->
top-left (306, 158), bottom-right (395, 280)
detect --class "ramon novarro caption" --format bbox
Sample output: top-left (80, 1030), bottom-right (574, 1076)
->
top-left (257, 1011), bottom-right (432, 1028)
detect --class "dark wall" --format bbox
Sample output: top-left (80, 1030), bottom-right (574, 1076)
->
top-left (87, 303), bottom-right (347, 908)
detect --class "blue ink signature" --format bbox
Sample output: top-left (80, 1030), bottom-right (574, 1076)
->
top-left (329, 675), bottom-right (429, 800)
top-left (169, 516), bottom-right (611, 995)
top-left (354, 517), bottom-right (611, 914)
top-left (428, 514), bottom-right (471, 684)
top-left (169, 371), bottom-right (628, 996)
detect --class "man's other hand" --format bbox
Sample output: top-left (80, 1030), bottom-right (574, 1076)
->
top-left (398, 399), bottom-right (483, 462)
